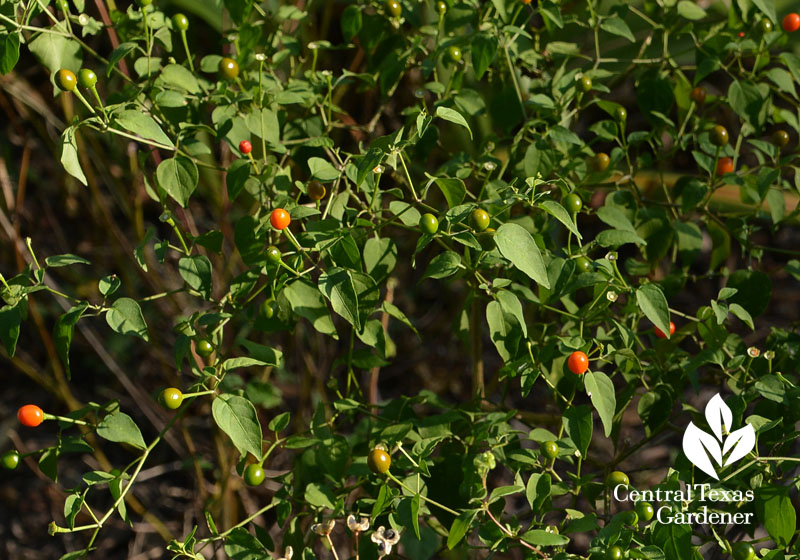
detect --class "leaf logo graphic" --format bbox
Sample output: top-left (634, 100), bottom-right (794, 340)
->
top-left (681, 394), bottom-right (755, 480)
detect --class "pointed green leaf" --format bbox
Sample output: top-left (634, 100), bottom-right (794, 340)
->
top-left (494, 223), bottom-right (550, 288)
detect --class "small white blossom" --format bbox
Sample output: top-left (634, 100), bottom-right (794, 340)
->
top-left (373, 165), bottom-right (384, 174)
top-left (606, 290), bottom-right (618, 302)
top-left (255, 53), bottom-right (267, 61)
top-left (371, 526), bottom-right (401, 558)
top-left (747, 347), bottom-right (760, 358)
top-left (764, 350), bottom-right (775, 360)
top-left (311, 519), bottom-right (335, 536)
top-left (278, 546), bottom-right (293, 560)
top-left (483, 161), bottom-right (497, 171)
top-left (347, 514), bottom-right (370, 532)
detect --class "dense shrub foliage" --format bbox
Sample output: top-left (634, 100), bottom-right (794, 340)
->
top-left (2, 0), bottom-right (800, 559)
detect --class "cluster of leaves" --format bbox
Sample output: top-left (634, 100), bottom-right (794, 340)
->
top-left (2, 0), bottom-right (800, 559)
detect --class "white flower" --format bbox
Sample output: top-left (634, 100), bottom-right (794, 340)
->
top-left (347, 514), bottom-right (370, 532)
top-left (373, 165), bottom-right (384, 174)
top-left (606, 290), bottom-right (618, 302)
top-left (278, 546), bottom-right (293, 560)
top-left (371, 526), bottom-right (401, 558)
top-left (311, 519), bottom-right (335, 536)
top-left (747, 347), bottom-right (760, 358)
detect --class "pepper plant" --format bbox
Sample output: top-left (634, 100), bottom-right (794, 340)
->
top-left (2, 0), bottom-right (800, 559)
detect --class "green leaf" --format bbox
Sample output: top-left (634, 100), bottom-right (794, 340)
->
top-left (488, 484), bottom-right (524, 504)
top-left (105, 297), bottom-right (149, 341)
top-left (224, 527), bottom-right (270, 559)
top-left (222, 357), bottom-right (269, 371)
top-left (540, 200), bottom-right (581, 239)
top-left (423, 251), bottom-right (461, 280)
top-left (751, 0), bottom-right (776, 22)
top-left (381, 301), bottom-right (418, 336)
top-left (341, 5), bottom-right (362, 40)
top-left (0, 33), bottom-right (21, 75)
top-left (410, 494), bottom-right (421, 539)
top-left (239, 340), bottom-right (284, 367)
top-left (211, 394), bottom-right (264, 460)
top-left (54, 303), bottom-right (89, 380)
top-left (0, 302), bottom-right (23, 357)
top-left (363, 237), bottom-right (397, 282)
top-left (596, 229), bottom-right (646, 248)
top-left (597, 206), bottom-right (635, 232)
top-left (305, 482), bottom-right (337, 510)
top-left (106, 42), bottom-right (137, 77)
top-left (434, 177), bottom-right (466, 208)
top-left (521, 530), bottom-right (569, 547)
top-left (284, 279), bottom-right (338, 339)
top-left (435, 106), bottom-right (472, 139)
top-left (115, 110), bottom-right (174, 148)
top-left (64, 494), bottom-right (83, 530)
top-left (496, 289), bottom-right (527, 337)
top-left (563, 405), bottom-right (592, 458)
top-left (356, 147), bottom-right (384, 187)
top-left (158, 63), bottom-right (201, 93)
top-left (708, 221), bottom-right (730, 271)
top-left (156, 156), bottom-right (198, 207)
top-left (59, 127), bottom-right (87, 186)
top-left (652, 522), bottom-right (694, 560)
top-left (178, 256), bottom-right (212, 299)
top-left (307, 157), bottom-right (340, 181)
top-left (45, 254), bottom-right (90, 267)
top-left (245, 107), bottom-right (281, 148)
top-left (765, 68), bottom-right (797, 99)
top-left (447, 510), bottom-right (478, 549)
top-left (755, 375), bottom-right (785, 403)
top-left (584, 371), bottom-right (616, 437)
top-left (729, 303), bottom-right (754, 329)
top-left (318, 268), bottom-right (361, 330)
top-left (728, 80), bottom-right (768, 128)
top-left (636, 284), bottom-right (671, 337)
top-left (268, 411), bottom-right (291, 432)
top-left (486, 301), bottom-right (517, 362)
top-left (548, 125), bottom-right (582, 145)
top-left (677, 1), bottom-right (706, 20)
top-left (471, 33), bottom-right (498, 80)
top-left (638, 388), bottom-right (673, 436)
top-left (600, 16), bottom-right (634, 42)
top-left (29, 22), bottom-right (81, 73)
top-left (226, 158), bottom-right (252, 202)
top-left (525, 473), bottom-right (551, 512)
top-left (97, 412), bottom-right (146, 449)
top-left (766, 188), bottom-right (786, 225)
top-left (494, 223), bottom-right (550, 288)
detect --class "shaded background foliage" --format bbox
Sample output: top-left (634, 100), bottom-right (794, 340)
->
top-left (2, 0), bottom-right (800, 559)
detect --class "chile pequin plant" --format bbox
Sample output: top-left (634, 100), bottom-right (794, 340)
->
top-left (2, 0), bottom-right (800, 559)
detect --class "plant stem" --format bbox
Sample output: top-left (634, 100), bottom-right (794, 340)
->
top-left (180, 30), bottom-right (195, 72)
top-left (385, 472), bottom-right (459, 516)
top-left (470, 295), bottom-right (485, 399)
